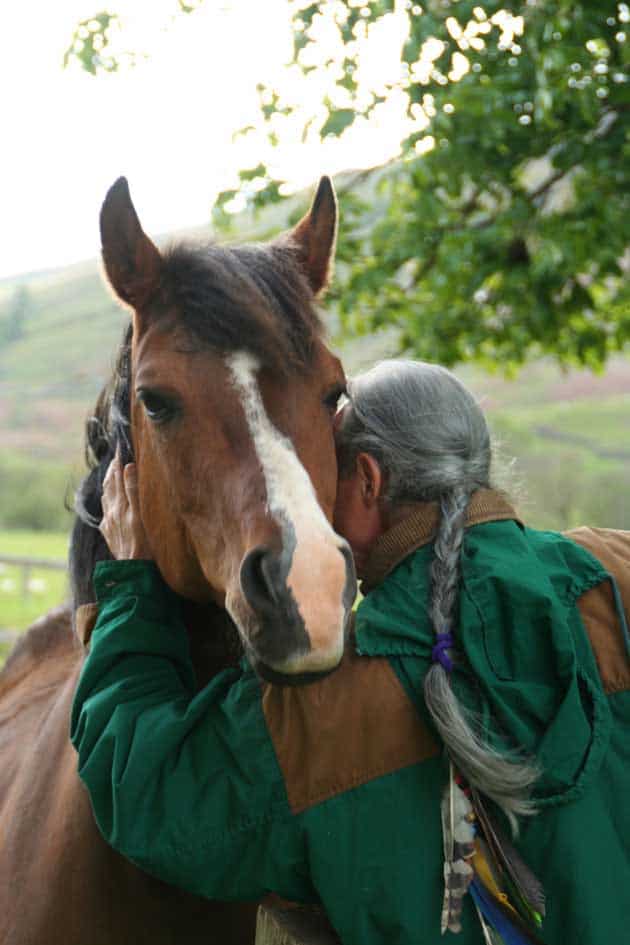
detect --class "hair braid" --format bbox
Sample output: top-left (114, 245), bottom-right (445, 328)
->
top-left (429, 487), bottom-right (469, 639)
top-left (336, 359), bottom-right (540, 830)
top-left (424, 488), bottom-right (538, 830)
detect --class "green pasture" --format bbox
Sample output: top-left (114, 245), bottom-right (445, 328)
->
top-left (489, 394), bottom-right (630, 532)
top-left (0, 529), bottom-right (70, 664)
top-left (0, 451), bottom-right (76, 532)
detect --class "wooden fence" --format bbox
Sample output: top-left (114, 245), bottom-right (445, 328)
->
top-left (256, 905), bottom-right (340, 945)
top-left (0, 554), bottom-right (66, 599)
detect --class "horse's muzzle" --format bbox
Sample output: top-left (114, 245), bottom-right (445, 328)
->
top-left (239, 541), bottom-right (356, 676)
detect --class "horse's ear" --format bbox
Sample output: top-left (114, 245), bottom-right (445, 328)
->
top-left (100, 177), bottom-right (162, 308)
top-left (287, 176), bottom-right (337, 297)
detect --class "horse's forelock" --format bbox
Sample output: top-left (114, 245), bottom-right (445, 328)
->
top-left (157, 242), bottom-right (323, 373)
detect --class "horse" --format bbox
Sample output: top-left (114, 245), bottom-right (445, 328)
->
top-left (0, 176), bottom-right (356, 945)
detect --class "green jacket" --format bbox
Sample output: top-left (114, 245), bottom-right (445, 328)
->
top-left (71, 492), bottom-right (630, 944)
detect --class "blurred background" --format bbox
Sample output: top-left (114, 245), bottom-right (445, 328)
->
top-left (1, 0), bottom-right (628, 655)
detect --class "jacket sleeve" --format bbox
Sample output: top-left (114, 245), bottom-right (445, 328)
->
top-left (565, 526), bottom-right (630, 694)
top-left (566, 526), bottom-right (630, 621)
top-left (70, 560), bottom-right (317, 904)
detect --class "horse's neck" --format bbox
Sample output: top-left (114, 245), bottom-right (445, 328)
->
top-left (183, 601), bottom-right (243, 688)
top-left (0, 636), bottom-right (258, 945)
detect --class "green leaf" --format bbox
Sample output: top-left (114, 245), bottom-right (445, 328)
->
top-left (239, 163), bottom-right (267, 183)
top-left (320, 108), bottom-right (356, 137)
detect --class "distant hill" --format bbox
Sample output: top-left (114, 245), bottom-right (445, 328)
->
top-left (1, 200), bottom-right (629, 534)
top-left (0, 261), bottom-right (125, 462)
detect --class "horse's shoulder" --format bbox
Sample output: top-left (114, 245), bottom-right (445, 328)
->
top-left (0, 604), bottom-right (79, 811)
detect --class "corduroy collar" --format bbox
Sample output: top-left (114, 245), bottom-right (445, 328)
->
top-left (360, 488), bottom-right (520, 593)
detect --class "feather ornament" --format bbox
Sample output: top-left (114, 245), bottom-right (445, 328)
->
top-left (471, 789), bottom-right (545, 927)
top-left (437, 767), bottom-right (547, 942)
top-left (470, 875), bottom-right (546, 945)
top-left (473, 901), bottom-right (505, 945)
top-left (440, 762), bottom-right (476, 934)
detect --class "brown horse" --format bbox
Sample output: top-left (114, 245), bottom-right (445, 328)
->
top-left (0, 177), bottom-right (356, 945)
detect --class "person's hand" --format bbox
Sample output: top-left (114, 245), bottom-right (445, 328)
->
top-left (100, 451), bottom-right (152, 560)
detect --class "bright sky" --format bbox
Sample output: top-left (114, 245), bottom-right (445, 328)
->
top-left (0, 0), bottom-right (413, 280)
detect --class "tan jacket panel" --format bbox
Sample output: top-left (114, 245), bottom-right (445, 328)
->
top-left (263, 646), bottom-right (439, 815)
top-left (569, 527), bottom-right (630, 694)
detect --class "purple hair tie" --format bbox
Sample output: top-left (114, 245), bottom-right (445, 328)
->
top-left (432, 632), bottom-right (455, 673)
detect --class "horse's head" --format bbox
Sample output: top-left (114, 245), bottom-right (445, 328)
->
top-left (93, 176), bottom-right (355, 681)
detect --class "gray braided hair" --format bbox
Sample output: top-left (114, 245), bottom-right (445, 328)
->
top-left (336, 360), bottom-right (538, 826)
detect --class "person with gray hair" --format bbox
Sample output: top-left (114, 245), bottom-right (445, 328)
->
top-left (334, 360), bottom-right (538, 825)
top-left (331, 358), bottom-right (630, 937)
top-left (72, 358), bottom-right (630, 945)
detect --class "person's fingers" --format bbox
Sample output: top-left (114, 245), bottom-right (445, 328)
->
top-left (113, 449), bottom-right (125, 498)
top-left (102, 457), bottom-right (114, 490)
top-left (123, 463), bottom-right (140, 511)
top-left (102, 451), bottom-right (127, 507)
top-left (103, 450), bottom-right (120, 483)
top-left (123, 462), bottom-right (137, 488)
top-left (101, 459), bottom-right (116, 509)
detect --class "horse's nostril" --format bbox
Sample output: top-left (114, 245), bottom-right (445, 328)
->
top-left (240, 547), bottom-right (283, 614)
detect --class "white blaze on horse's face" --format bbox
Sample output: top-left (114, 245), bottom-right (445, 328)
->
top-left (227, 351), bottom-right (352, 676)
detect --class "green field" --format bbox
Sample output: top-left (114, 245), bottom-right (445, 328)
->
top-left (0, 529), bottom-right (70, 664)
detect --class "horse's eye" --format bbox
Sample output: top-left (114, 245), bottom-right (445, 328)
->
top-left (136, 389), bottom-right (178, 424)
top-left (323, 384), bottom-right (347, 414)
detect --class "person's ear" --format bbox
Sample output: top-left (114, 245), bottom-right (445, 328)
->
top-left (356, 453), bottom-right (384, 507)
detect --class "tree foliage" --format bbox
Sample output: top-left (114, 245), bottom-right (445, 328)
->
top-left (253, 0), bottom-right (630, 369)
top-left (68, 1), bottom-right (629, 368)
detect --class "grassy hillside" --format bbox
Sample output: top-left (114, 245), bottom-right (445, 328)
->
top-left (0, 263), bottom-right (127, 463)
top-left (1, 214), bottom-right (629, 540)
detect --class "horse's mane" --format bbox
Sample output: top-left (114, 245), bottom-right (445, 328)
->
top-left (69, 239), bottom-right (323, 610)
top-left (69, 328), bottom-right (131, 609)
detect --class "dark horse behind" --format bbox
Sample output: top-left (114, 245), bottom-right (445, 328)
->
top-left (0, 176), bottom-right (355, 945)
